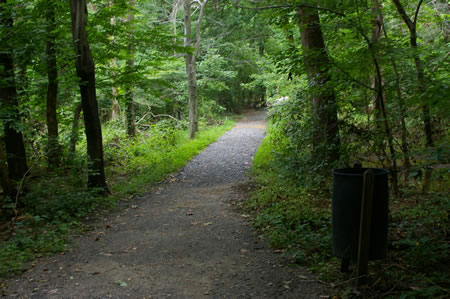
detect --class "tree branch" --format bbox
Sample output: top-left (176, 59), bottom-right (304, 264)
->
top-left (391, 0), bottom-right (414, 31)
top-left (232, 4), bottom-right (346, 17)
top-left (329, 59), bottom-right (376, 91)
top-left (194, 0), bottom-right (207, 57)
top-left (413, 0), bottom-right (424, 26)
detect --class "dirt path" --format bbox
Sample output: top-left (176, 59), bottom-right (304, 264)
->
top-left (3, 110), bottom-right (328, 298)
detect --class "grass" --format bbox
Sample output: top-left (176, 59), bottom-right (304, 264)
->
top-left (0, 118), bottom-right (235, 282)
top-left (246, 134), bottom-right (449, 297)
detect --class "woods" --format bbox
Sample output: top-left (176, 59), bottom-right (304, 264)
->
top-left (0, 0), bottom-right (448, 296)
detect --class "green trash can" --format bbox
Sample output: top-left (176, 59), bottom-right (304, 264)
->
top-left (332, 168), bottom-right (389, 261)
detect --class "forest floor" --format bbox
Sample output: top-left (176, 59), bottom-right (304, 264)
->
top-left (2, 110), bottom-right (329, 298)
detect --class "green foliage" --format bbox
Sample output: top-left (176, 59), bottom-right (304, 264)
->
top-left (247, 135), bottom-right (332, 266)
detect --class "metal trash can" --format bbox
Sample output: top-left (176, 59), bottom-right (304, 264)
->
top-left (332, 168), bottom-right (389, 261)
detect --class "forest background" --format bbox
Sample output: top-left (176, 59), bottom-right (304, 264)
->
top-left (0, 0), bottom-right (448, 297)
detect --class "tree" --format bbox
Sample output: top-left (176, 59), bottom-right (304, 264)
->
top-left (297, 7), bottom-right (340, 165)
top-left (184, 0), bottom-right (208, 139)
top-left (0, 0), bottom-right (28, 182)
top-left (45, 0), bottom-right (61, 168)
top-left (125, 0), bottom-right (136, 137)
top-left (69, 0), bottom-right (108, 193)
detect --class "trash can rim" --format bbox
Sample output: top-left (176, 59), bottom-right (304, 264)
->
top-left (333, 168), bottom-right (389, 177)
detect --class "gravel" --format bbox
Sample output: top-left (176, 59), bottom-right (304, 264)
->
top-left (2, 110), bottom-right (329, 298)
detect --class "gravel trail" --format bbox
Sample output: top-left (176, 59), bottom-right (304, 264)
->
top-left (3, 110), bottom-right (329, 298)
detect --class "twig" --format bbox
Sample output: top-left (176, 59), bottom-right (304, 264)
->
top-left (13, 161), bottom-right (35, 217)
top-left (136, 110), bottom-right (180, 125)
top-left (232, 3), bottom-right (346, 17)
top-left (432, 51), bottom-right (450, 72)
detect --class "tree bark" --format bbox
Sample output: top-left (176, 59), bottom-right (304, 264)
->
top-left (45, 0), bottom-right (60, 168)
top-left (69, 0), bottom-right (109, 193)
top-left (125, 0), bottom-right (136, 137)
top-left (0, 141), bottom-right (12, 198)
top-left (297, 8), bottom-right (340, 165)
top-left (184, 0), bottom-right (207, 139)
top-left (69, 103), bottom-right (83, 158)
top-left (0, 0), bottom-right (28, 181)
top-left (184, 0), bottom-right (197, 139)
top-left (109, 2), bottom-right (120, 121)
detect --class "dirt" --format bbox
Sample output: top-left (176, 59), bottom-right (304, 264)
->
top-left (2, 110), bottom-right (329, 298)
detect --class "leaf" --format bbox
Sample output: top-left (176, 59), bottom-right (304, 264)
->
top-left (116, 280), bottom-right (128, 287)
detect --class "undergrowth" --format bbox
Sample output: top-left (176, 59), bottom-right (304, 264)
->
top-left (247, 134), bottom-right (449, 298)
top-left (0, 118), bottom-right (235, 281)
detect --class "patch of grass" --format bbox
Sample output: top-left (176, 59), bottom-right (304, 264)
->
top-left (0, 118), bottom-right (235, 281)
top-left (247, 135), bottom-right (333, 266)
top-left (247, 134), bottom-right (449, 297)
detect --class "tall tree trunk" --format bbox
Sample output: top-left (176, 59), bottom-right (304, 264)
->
top-left (45, 0), bottom-right (60, 168)
top-left (109, 1), bottom-right (120, 121)
top-left (69, 0), bottom-right (109, 193)
top-left (184, 0), bottom-right (198, 139)
top-left (125, 0), bottom-right (136, 137)
top-left (184, 0), bottom-right (207, 139)
top-left (392, 0), bottom-right (433, 191)
top-left (297, 8), bottom-right (340, 165)
top-left (371, 0), bottom-right (386, 155)
top-left (0, 0), bottom-right (28, 181)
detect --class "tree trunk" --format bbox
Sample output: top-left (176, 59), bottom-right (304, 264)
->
top-left (45, 0), bottom-right (60, 168)
top-left (184, 0), bottom-right (198, 139)
top-left (69, 0), bottom-right (109, 193)
top-left (109, 1), bottom-right (120, 121)
top-left (184, 0), bottom-right (207, 139)
top-left (125, 0), bottom-right (136, 138)
top-left (371, 0), bottom-right (385, 154)
top-left (0, 0), bottom-right (28, 181)
top-left (391, 0), bottom-right (433, 191)
top-left (297, 8), bottom-right (340, 165)
top-left (0, 142), bottom-right (13, 198)
top-left (69, 103), bottom-right (83, 158)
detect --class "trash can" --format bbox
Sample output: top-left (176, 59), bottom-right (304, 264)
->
top-left (332, 168), bottom-right (389, 261)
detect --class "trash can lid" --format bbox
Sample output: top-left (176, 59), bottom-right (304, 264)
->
top-left (333, 168), bottom-right (389, 177)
